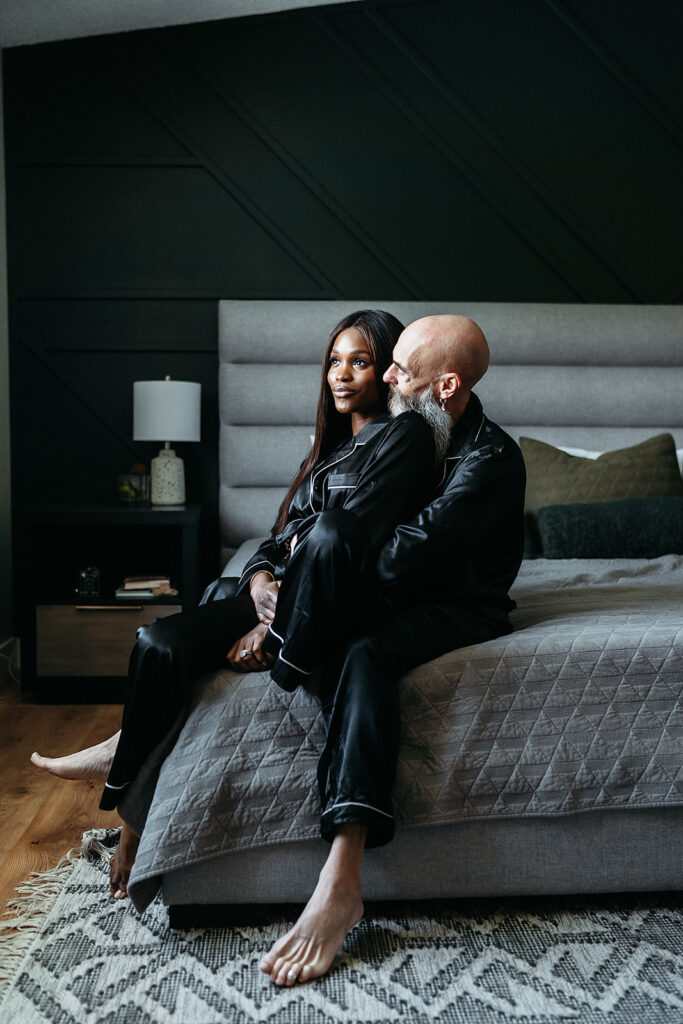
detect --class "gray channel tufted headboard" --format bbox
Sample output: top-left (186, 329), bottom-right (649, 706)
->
top-left (218, 301), bottom-right (683, 565)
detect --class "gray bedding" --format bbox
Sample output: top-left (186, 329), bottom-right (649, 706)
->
top-left (126, 556), bottom-right (683, 911)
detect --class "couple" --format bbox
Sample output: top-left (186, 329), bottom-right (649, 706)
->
top-left (32, 309), bottom-right (526, 987)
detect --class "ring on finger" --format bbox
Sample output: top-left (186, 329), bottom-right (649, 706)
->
top-left (240, 649), bottom-right (250, 659)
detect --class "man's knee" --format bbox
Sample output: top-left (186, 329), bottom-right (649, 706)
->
top-left (305, 508), bottom-right (363, 558)
top-left (341, 634), bottom-right (396, 691)
top-left (345, 634), bottom-right (381, 667)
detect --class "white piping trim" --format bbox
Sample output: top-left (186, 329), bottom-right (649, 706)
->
top-left (104, 781), bottom-right (131, 790)
top-left (306, 418), bottom-right (386, 511)
top-left (277, 651), bottom-right (313, 675)
top-left (309, 442), bottom-right (362, 512)
top-left (322, 800), bottom-right (394, 821)
top-left (444, 414), bottom-right (486, 464)
top-left (241, 559), bottom-right (275, 582)
top-left (268, 624), bottom-right (285, 644)
top-left (270, 626), bottom-right (313, 674)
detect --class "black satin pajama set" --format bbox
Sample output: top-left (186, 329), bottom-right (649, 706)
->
top-left (101, 396), bottom-right (525, 853)
top-left (99, 410), bottom-right (435, 813)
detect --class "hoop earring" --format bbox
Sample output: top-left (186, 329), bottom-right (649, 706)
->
top-left (439, 397), bottom-right (447, 411)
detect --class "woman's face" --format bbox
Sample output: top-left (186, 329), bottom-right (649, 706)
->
top-left (327, 328), bottom-right (382, 423)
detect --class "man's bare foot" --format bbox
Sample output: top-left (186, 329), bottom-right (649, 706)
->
top-left (109, 823), bottom-right (140, 900)
top-left (260, 824), bottom-right (366, 985)
top-left (260, 876), bottom-right (363, 985)
top-left (30, 731), bottom-right (121, 782)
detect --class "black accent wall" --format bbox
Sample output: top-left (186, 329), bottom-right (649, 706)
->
top-left (5, 0), bottom-right (683, 612)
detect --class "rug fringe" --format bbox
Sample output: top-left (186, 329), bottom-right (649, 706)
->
top-left (0, 827), bottom-right (119, 1001)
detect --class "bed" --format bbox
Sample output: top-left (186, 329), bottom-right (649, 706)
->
top-left (122, 301), bottom-right (683, 916)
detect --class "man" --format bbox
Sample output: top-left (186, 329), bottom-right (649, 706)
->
top-left (33, 314), bottom-right (525, 988)
top-left (258, 314), bottom-right (525, 985)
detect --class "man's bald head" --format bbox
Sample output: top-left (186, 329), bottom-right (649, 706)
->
top-left (384, 314), bottom-right (490, 432)
top-left (397, 314), bottom-right (490, 393)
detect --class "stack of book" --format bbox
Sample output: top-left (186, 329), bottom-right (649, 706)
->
top-left (115, 575), bottom-right (178, 599)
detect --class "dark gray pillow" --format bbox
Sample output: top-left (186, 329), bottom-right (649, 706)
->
top-left (535, 497), bottom-right (683, 559)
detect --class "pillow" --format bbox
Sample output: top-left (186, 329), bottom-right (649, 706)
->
top-left (557, 444), bottom-right (683, 475)
top-left (521, 433), bottom-right (683, 512)
top-left (535, 497), bottom-right (683, 559)
top-left (520, 433), bottom-right (683, 557)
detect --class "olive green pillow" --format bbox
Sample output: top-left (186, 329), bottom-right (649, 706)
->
top-left (521, 433), bottom-right (683, 511)
top-left (520, 433), bottom-right (683, 556)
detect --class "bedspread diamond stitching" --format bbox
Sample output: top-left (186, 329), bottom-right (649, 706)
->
top-left (128, 560), bottom-right (683, 887)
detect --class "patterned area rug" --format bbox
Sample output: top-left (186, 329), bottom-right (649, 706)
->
top-left (0, 830), bottom-right (681, 1024)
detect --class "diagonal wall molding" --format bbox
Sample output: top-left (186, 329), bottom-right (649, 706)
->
top-left (97, 46), bottom-right (340, 298)
top-left (315, 9), bottom-right (590, 301)
top-left (176, 42), bottom-right (426, 299)
top-left (362, 5), bottom-right (648, 302)
top-left (17, 328), bottom-right (145, 460)
top-left (543, 0), bottom-right (683, 151)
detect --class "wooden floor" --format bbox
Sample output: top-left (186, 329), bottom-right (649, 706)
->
top-left (0, 654), bottom-right (122, 916)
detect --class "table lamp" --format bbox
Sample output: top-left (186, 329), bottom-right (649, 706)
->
top-left (133, 376), bottom-right (201, 505)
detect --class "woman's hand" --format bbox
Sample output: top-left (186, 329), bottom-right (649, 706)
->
top-left (226, 623), bottom-right (275, 672)
top-left (250, 572), bottom-right (280, 625)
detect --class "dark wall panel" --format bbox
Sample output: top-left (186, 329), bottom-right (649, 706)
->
top-left (10, 49), bottom-right (189, 160)
top-left (202, 9), bottom-right (581, 301)
top-left (5, 0), bottom-right (682, 623)
top-left (18, 166), bottom-right (318, 294)
top-left (382, 0), bottom-right (682, 301)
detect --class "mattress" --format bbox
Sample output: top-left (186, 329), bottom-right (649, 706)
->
top-left (124, 556), bottom-right (683, 911)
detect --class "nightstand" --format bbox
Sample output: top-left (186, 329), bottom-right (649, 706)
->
top-left (20, 503), bottom-right (201, 701)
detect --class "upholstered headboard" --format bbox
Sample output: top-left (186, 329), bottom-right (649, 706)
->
top-left (218, 301), bottom-right (683, 563)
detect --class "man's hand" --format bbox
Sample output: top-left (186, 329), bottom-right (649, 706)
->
top-left (250, 572), bottom-right (280, 625)
top-left (226, 623), bottom-right (275, 672)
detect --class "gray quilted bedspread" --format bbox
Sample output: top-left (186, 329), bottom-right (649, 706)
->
top-left (125, 556), bottom-right (683, 908)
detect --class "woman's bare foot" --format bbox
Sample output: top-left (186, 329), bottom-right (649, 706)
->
top-left (260, 824), bottom-right (366, 986)
top-left (109, 823), bottom-right (140, 900)
top-left (30, 730), bottom-right (121, 782)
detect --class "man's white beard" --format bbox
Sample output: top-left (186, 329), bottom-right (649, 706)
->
top-left (388, 385), bottom-right (452, 462)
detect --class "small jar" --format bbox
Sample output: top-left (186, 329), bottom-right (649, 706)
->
top-left (117, 472), bottom-right (151, 504)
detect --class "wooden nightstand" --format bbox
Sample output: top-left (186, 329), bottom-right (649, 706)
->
top-left (20, 503), bottom-right (201, 701)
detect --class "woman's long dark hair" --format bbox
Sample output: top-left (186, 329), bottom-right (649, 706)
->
top-left (274, 309), bottom-right (405, 535)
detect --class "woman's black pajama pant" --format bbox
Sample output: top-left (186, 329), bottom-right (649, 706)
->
top-left (100, 509), bottom-right (505, 848)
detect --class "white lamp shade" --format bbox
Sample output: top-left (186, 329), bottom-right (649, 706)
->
top-left (133, 380), bottom-right (201, 442)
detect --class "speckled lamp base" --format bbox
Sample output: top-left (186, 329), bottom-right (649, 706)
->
top-left (151, 448), bottom-right (186, 505)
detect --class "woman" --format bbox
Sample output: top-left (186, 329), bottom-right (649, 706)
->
top-left (31, 310), bottom-right (436, 910)
top-left (225, 308), bottom-right (439, 690)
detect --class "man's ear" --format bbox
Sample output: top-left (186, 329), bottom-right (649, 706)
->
top-left (438, 372), bottom-right (462, 400)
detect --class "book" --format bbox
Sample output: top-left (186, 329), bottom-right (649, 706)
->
top-left (123, 575), bottom-right (170, 590)
top-left (116, 586), bottom-right (155, 599)
top-left (116, 579), bottom-right (179, 599)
